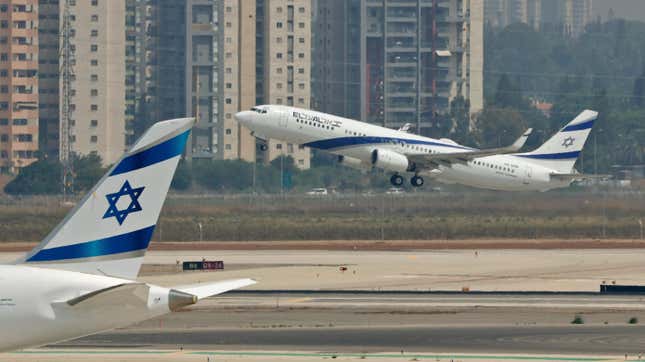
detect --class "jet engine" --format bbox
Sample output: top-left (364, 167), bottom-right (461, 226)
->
top-left (371, 149), bottom-right (416, 173)
top-left (337, 155), bottom-right (371, 171)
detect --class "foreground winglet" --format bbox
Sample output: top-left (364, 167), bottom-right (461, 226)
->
top-left (17, 118), bottom-right (195, 279)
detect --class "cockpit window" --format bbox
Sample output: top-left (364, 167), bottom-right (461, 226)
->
top-left (250, 107), bottom-right (267, 114)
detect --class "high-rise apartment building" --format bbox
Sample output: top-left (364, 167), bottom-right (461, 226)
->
top-left (485, 0), bottom-right (541, 29)
top-left (257, 0), bottom-right (312, 169)
top-left (0, 1), bottom-right (40, 173)
top-left (220, 0), bottom-right (256, 162)
top-left (38, 0), bottom-right (59, 158)
top-left (313, 0), bottom-right (483, 135)
top-left (64, 0), bottom-right (127, 166)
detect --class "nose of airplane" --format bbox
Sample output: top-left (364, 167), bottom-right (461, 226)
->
top-left (234, 111), bottom-right (254, 127)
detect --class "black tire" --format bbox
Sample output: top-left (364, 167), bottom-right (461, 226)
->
top-left (411, 176), bottom-right (424, 187)
top-left (390, 174), bottom-right (404, 187)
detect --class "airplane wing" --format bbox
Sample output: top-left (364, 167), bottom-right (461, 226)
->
top-left (173, 278), bottom-right (256, 300)
top-left (408, 128), bottom-right (532, 169)
top-left (550, 173), bottom-right (612, 182)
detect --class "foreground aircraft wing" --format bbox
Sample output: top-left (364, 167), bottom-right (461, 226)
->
top-left (409, 128), bottom-right (532, 169)
top-left (173, 278), bottom-right (256, 300)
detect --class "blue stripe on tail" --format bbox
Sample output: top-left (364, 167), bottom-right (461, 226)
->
top-left (26, 226), bottom-right (155, 262)
top-left (110, 130), bottom-right (189, 176)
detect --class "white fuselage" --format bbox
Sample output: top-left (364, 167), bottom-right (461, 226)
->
top-left (0, 265), bottom-right (170, 352)
top-left (236, 106), bottom-right (570, 192)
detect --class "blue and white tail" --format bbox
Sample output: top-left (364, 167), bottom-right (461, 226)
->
top-left (516, 110), bottom-right (597, 173)
top-left (16, 118), bottom-right (194, 279)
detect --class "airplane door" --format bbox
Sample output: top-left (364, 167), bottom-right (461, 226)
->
top-left (524, 166), bottom-right (532, 184)
top-left (279, 112), bottom-right (288, 128)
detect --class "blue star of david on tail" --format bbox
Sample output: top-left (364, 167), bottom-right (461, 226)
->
top-left (103, 180), bottom-right (145, 225)
top-left (562, 136), bottom-right (575, 148)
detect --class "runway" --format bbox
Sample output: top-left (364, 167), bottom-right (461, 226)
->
top-left (53, 292), bottom-right (645, 355)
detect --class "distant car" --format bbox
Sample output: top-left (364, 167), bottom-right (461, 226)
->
top-left (385, 187), bottom-right (405, 195)
top-left (306, 188), bottom-right (328, 196)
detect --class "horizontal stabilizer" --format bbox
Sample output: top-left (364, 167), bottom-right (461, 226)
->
top-left (173, 278), bottom-right (256, 300)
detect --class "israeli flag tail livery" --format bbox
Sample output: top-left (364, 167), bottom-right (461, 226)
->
top-left (518, 110), bottom-right (597, 173)
top-left (16, 118), bottom-right (195, 279)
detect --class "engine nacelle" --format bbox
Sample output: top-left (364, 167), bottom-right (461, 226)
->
top-left (337, 155), bottom-right (371, 171)
top-left (371, 149), bottom-right (416, 173)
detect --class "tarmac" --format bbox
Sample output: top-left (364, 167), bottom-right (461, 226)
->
top-left (4, 248), bottom-right (645, 360)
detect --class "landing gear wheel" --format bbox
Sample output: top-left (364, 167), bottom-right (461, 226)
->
top-left (390, 174), bottom-right (404, 187)
top-left (411, 175), bottom-right (424, 187)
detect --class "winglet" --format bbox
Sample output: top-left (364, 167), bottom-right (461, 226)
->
top-left (510, 128), bottom-right (532, 151)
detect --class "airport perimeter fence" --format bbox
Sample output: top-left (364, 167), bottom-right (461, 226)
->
top-left (0, 190), bottom-right (643, 242)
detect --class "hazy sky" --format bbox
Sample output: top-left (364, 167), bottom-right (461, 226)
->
top-left (594, 0), bottom-right (645, 22)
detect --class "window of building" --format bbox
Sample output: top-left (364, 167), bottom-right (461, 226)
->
top-left (90, 89), bottom-right (98, 96)
top-left (225, 128), bottom-right (232, 135)
top-left (277, 83), bottom-right (282, 89)
top-left (0, 119), bottom-right (7, 125)
top-left (299, 37), bottom-right (305, 44)
top-left (12, 119), bottom-right (27, 125)
top-left (0, 86), bottom-right (7, 93)
top-left (91, 29), bottom-right (98, 37)
top-left (225, 52), bottom-right (232, 58)
top-left (298, 97), bottom-right (305, 104)
top-left (91, 59), bottom-right (98, 66)
top-left (0, 134), bottom-right (7, 142)
top-left (14, 134), bottom-right (32, 142)
top-left (298, 53), bottom-right (305, 58)
top-left (298, 68), bottom-right (305, 74)
top-left (91, 74), bottom-right (98, 81)
top-left (298, 159), bottom-right (304, 165)
top-left (226, 22), bottom-right (231, 28)
top-left (277, 68), bottom-right (283, 74)
top-left (299, 83), bottom-right (305, 90)
top-left (276, 22), bottom-right (283, 28)
top-left (276, 52), bottom-right (282, 59)
top-left (90, 119), bottom-right (98, 127)
top-left (225, 67), bottom-right (232, 74)
top-left (277, 7), bottom-right (282, 13)
top-left (276, 37), bottom-right (282, 43)
top-left (0, 5), bottom-right (7, 12)
top-left (91, 104), bottom-right (98, 111)
top-left (225, 98), bottom-right (232, 104)
top-left (299, 7), bottom-right (305, 13)
top-left (90, 135), bottom-right (98, 143)
top-left (226, 6), bottom-right (232, 12)
top-left (91, 44), bottom-right (98, 52)
top-left (299, 22), bottom-right (305, 28)
top-left (91, 0), bottom-right (98, 6)
top-left (70, 135), bottom-right (76, 143)
top-left (91, 14), bottom-right (98, 22)
top-left (225, 83), bottom-right (232, 89)
top-left (276, 143), bottom-right (282, 150)
top-left (287, 143), bottom-right (293, 153)
top-left (225, 144), bottom-right (231, 150)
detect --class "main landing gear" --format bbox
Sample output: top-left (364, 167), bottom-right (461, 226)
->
top-left (411, 175), bottom-right (424, 187)
top-left (390, 174), bottom-right (404, 187)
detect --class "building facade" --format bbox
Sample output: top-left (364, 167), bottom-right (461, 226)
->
top-left (38, 0), bottom-right (59, 159)
top-left (313, 0), bottom-right (483, 135)
top-left (258, 0), bottom-right (312, 169)
top-left (0, 0), bottom-right (40, 173)
top-left (62, 0), bottom-right (127, 166)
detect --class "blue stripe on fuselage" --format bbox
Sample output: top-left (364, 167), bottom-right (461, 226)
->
top-left (26, 226), bottom-right (155, 262)
top-left (110, 130), bottom-right (189, 176)
top-left (562, 119), bottom-right (594, 132)
top-left (303, 136), bottom-right (474, 151)
top-left (516, 151), bottom-right (581, 160)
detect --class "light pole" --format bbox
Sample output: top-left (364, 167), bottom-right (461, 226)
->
top-left (198, 222), bottom-right (203, 242)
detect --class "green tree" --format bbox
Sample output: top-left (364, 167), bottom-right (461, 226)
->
top-left (449, 95), bottom-right (472, 145)
top-left (4, 159), bottom-right (62, 195)
top-left (72, 153), bottom-right (105, 192)
top-left (171, 160), bottom-right (193, 191)
top-left (472, 108), bottom-right (528, 148)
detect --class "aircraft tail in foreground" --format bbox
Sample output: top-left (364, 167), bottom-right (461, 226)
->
top-left (16, 118), bottom-right (194, 279)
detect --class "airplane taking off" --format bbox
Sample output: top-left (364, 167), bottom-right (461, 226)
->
top-left (235, 106), bottom-right (600, 192)
top-left (0, 118), bottom-right (254, 353)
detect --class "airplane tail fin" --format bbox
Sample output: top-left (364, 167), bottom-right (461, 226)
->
top-left (517, 110), bottom-right (597, 173)
top-left (16, 118), bottom-right (195, 279)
